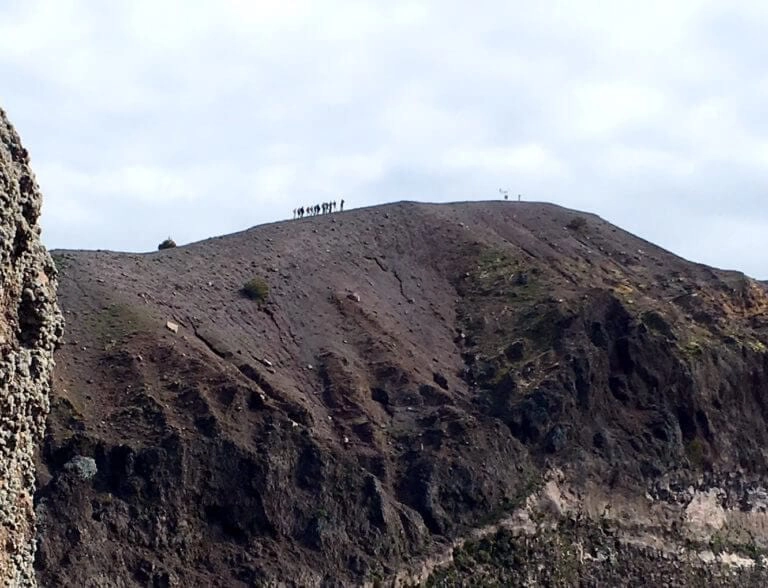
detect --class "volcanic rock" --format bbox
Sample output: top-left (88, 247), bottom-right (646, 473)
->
top-left (0, 108), bottom-right (62, 586)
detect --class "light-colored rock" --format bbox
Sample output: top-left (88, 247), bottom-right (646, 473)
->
top-left (0, 107), bottom-right (63, 586)
top-left (718, 551), bottom-right (758, 569)
top-left (538, 480), bottom-right (566, 517)
top-left (166, 320), bottom-right (179, 333)
top-left (684, 489), bottom-right (726, 539)
top-left (63, 456), bottom-right (97, 481)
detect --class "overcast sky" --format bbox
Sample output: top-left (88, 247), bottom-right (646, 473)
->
top-left (1, 1), bottom-right (766, 278)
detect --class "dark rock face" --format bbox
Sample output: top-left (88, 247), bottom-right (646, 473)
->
top-left (0, 108), bottom-right (62, 586)
top-left (457, 250), bottom-right (768, 482)
top-left (34, 201), bottom-right (768, 585)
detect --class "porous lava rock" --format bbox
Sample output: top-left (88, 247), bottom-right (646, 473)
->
top-left (0, 108), bottom-right (62, 586)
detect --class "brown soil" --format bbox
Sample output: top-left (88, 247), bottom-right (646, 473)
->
top-left (35, 201), bottom-right (768, 586)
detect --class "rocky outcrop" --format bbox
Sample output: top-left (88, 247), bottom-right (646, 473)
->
top-left (0, 109), bottom-right (62, 586)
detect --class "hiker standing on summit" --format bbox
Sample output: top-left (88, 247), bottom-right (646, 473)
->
top-left (340, 199), bottom-right (345, 212)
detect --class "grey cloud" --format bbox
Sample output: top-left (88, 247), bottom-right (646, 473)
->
top-left (0, 1), bottom-right (765, 279)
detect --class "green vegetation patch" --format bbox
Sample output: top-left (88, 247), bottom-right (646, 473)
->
top-left (685, 437), bottom-right (708, 468)
top-left (241, 277), bottom-right (269, 303)
top-left (468, 249), bottom-right (543, 303)
top-left (426, 522), bottom-right (582, 586)
top-left (426, 514), bottom-right (768, 586)
top-left (680, 339), bottom-right (705, 358)
top-left (92, 303), bottom-right (152, 349)
top-left (455, 247), bottom-right (568, 393)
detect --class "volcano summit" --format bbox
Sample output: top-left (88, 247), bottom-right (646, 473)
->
top-left (35, 200), bottom-right (768, 586)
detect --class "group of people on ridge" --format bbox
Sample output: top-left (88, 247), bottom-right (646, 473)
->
top-left (293, 199), bottom-right (344, 219)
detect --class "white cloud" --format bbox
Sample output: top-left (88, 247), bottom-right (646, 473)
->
top-left (444, 144), bottom-right (564, 176)
top-left (314, 153), bottom-right (389, 184)
top-left (0, 1), bottom-right (92, 57)
top-left (570, 83), bottom-right (669, 138)
top-left (35, 162), bottom-right (202, 204)
top-left (600, 145), bottom-right (696, 177)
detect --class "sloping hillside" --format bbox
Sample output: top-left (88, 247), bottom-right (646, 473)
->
top-left (36, 201), bottom-right (768, 586)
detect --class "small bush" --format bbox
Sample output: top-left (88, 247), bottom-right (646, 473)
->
top-left (566, 216), bottom-right (587, 232)
top-left (242, 277), bottom-right (269, 303)
top-left (158, 237), bottom-right (177, 250)
top-left (682, 340), bottom-right (704, 357)
top-left (710, 533), bottom-right (726, 556)
top-left (686, 437), bottom-right (707, 467)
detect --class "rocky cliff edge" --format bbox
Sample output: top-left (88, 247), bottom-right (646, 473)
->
top-left (0, 108), bottom-right (62, 586)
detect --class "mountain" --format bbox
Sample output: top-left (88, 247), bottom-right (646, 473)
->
top-left (36, 201), bottom-right (768, 586)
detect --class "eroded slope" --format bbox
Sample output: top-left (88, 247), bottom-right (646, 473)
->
top-left (36, 202), bottom-right (768, 586)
